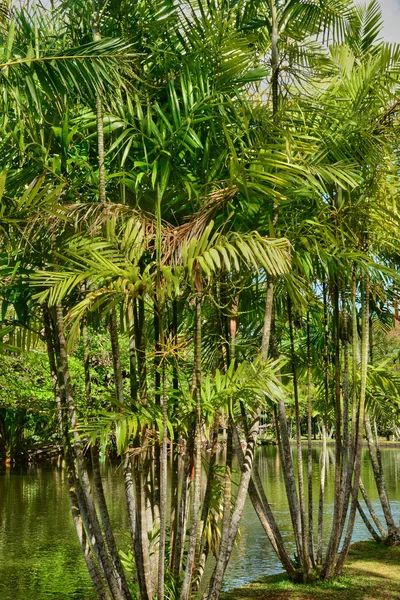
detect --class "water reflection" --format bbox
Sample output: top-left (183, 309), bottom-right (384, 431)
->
top-left (224, 445), bottom-right (400, 589)
top-left (0, 446), bottom-right (399, 599)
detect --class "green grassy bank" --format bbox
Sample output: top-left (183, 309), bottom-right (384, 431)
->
top-left (222, 541), bottom-right (400, 600)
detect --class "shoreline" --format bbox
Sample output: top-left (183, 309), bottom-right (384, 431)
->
top-left (222, 541), bottom-right (400, 600)
top-left (258, 439), bottom-right (400, 447)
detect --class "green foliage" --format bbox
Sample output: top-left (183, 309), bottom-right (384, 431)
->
top-left (0, 351), bottom-right (56, 461)
top-left (0, 0), bottom-right (399, 595)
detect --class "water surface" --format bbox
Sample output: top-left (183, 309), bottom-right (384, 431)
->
top-left (0, 446), bottom-right (399, 599)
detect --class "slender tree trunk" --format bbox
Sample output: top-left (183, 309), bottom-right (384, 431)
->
top-left (317, 281), bottom-right (329, 564)
top-left (334, 276), bottom-right (369, 575)
top-left (180, 296), bottom-right (203, 600)
top-left (134, 452), bottom-right (154, 600)
top-left (90, 444), bottom-right (132, 600)
top-left (158, 351), bottom-right (168, 600)
top-left (322, 280), bottom-right (343, 578)
top-left (271, 317), bottom-right (303, 569)
top-left (337, 268), bottom-right (359, 545)
top-left (55, 303), bottom-right (126, 600)
top-left (234, 423), bottom-right (297, 579)
top-left (71, 483), bottom-right (112, 600)
top-left (169, 442), bottom-right (180, 568)
top-left (123, 452), bottom-right (136, 554)
top-left (134, 297), bottom-right (148, 404)
top-left (92, 24), bottom-right (106, 204)
top-left (153, 300), bottom-right (161, 535)
top-left (341, 291), bottom-right (350, 496)
top-left (270, 0), bottom-right (279, 117)
top-left (215, 422), bottom-right (233, 583)
top-left (169, 300), bottom-right (180, 571)
top-left (206, 412), bottom-right (261, 600)
top-left (287, 297), bottom-right (310, 579)
top-left (131, 297), bottom-right (153, 600)
top-left (306, 313), bottom-right (315, 567)
top-left (108, 307), bottom-right (138, 593)
top-left (356, 498), bottom-right (381, 542)
top-left (128, 302), bottom-right (138, 403)
top-left (43, 306), bottom-right (111, 600)
top-left (358, 478), bottom-right (386, 538)
top-left (82, 318), bottom-right (92, 404)
top-left (365, 414), bottom-right (400, 542)
top-left (193, 410), bottom-right (220, 589)
top-left (121, 306), bottom-right (138, 545)
top-left (172, 450), bottom-right (190, 580)
top-left (261, 279), bottom-right (274, 356)
top-left (245, 274), bottom-right (297, 580)
top-left (317, 421), bottom-right (327, 564)
top-left (335, 286), bottom-right (353, 547)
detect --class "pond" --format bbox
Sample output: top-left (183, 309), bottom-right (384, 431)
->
top-left (0, 445), bottom-right (399, 599)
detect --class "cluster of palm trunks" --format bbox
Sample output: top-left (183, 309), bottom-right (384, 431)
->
top-left (0, 1), bottom-right (400, 600)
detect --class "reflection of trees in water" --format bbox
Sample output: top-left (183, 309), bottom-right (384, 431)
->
top-left (223, 446), bottom-right (400, 590)
top-left (0, 466), bottom-right (98, 600)
top-left (1, 448), bottom-right (400, 597)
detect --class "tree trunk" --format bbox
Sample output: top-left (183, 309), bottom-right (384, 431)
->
top-left (153, 300), bottom-right (161, 536)
top-left (134, 452), bottom-right (154, 600)
top-left (317, 420), bottom-right (327, 564)
top-left (317, 280), bottom-right (329, 565)
top-left (261, 278), bottom-right (274, 357)
top-left (206, 412), bottom-right (261, 600)
top-left (172, 450), bottom-right (190, 580)
top-left (335, 285), bottom-right (354, 549)
top-left (158, 354), bottom-right (168, 600)
top-left (128, 303), bottom-right (138, 403)
top-left (92, 22), bottom-right (106, 204)
top-left (322, 281), bottom-right (343, 578)
top-left (306, 313), bottom-right (315, 567)
top-left (169, 299), bottom-right (180, 571)
top-left (91, 444), bottom-right (132, 600)
top-left (358, 478), bottom-right (386, 538)
top-left (365, 414), bottom-right (400, 542)
top-left (108, 307), bottom-right (138, 598)
top-left (234, 423), bottom-right (297, 579)
top-left (43, 306), bottom-right (111, 600)
top-left (247, 266), bottom-right (298, 581)
top-left (270, 316), bottom-right (303, 568)
top-left (288, 297), bottom-right (310, 579)
top-left (55, 303), bottom-right (126, 600)
top-left (334, 276), bottom-right (369, 575)
top-left (193, 410), bottom-right (220, 589)
top-left (356, 498), bottom-right (381, 542)
top-left (180, 296), bottom-right (203, 600)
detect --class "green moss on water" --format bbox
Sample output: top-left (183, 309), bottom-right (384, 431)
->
top-left (222, 541), bottom-right (400, 600)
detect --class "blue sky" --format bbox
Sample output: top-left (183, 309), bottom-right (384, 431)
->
top-left (380, 0), bottom-right (400, 42)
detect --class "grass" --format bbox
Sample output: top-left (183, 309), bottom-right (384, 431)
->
top-left (222, 541), bottom-right (400, 600)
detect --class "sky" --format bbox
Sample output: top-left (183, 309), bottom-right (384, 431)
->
top-left (380, 0), bottom-right (400, 42)
top-left (22, 0), bottom-right (400, 44)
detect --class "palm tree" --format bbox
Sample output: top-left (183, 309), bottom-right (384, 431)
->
top-left (1, 1), bottom-right (400, 599)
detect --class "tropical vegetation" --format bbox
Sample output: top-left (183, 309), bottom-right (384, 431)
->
top-left (0, 0), bottom-right (399, 599)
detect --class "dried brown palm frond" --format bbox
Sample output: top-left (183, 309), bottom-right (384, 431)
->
top-left (23, 199), bottom-right (157, 249)
top-left (64, 201), bottom-right (157, 239)
top-left (23, 183), bottom-right (238, 262)
top-left (162, 185), bottom-right (238, 266)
